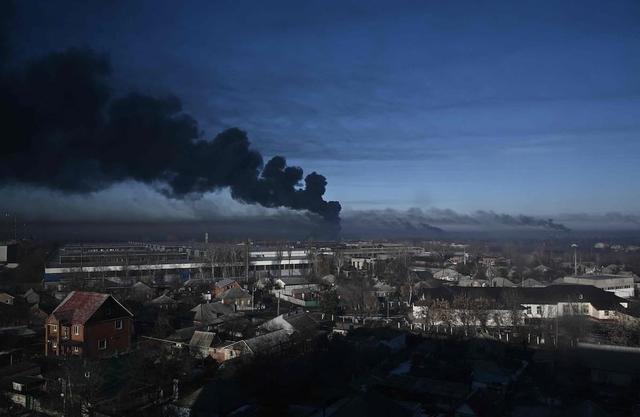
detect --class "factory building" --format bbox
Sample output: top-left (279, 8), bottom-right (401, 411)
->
top-left (44, 242), bottom-right (315, 286)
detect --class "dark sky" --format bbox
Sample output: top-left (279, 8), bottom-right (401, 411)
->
top-left (3, 0), bottom-right (640, 232)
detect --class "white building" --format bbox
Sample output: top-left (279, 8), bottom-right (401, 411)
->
top-left (553, 275), bottom-right (635, 299)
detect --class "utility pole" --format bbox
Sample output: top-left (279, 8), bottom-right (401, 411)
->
top-left (4, 212), bottom-right (16, 241)
top-left (245, 240), bottom-right (250, 284)
top-left (571, 244), bottom-right (578, 276)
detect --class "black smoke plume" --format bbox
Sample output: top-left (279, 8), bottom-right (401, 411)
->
top-left (0, 48), bottom-right (341, 222)
top-left (343, 208), bottom-right (570, 233)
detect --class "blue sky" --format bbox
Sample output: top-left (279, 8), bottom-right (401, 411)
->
top-left (8, 0), bottom-right (640, 217)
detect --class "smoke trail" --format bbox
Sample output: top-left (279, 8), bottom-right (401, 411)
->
top-left (0, 48), bottom-right (341, 222)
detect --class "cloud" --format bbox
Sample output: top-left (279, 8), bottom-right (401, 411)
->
top-left (0, 48), bottom-right (341, 222)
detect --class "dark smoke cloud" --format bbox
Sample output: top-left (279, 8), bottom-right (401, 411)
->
top-left (555, 212), bottom-right (640, 228)
top-left (343, 208), bottom-right (570, 233)
top-left (341, 208), bottom-right (444, 239)
top-left (0, 48), bottom-right (341, 222)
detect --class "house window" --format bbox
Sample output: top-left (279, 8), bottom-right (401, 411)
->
top-left (536, 306), bottom-right (542, 315)
top-left (525, 306), bottom-right (532, 315)
top-left (581, 304), bottom-right (589, 314)
top-left (115, 319), bottom-right (123, 330)
top-left (73, 325), bottom-right (80, 335)
top-left (50, 324), bottom-right (58, 332)
top-left (604, 310), bottom-right (610, 316)
top-left (52, 342), bottom-right (57, 349)
top-left (98, 339), bottom-right (107, 350)
top-left (62, 328), bottom-right (68, 337)
top-left (73, 346), bottom-right (80, 354)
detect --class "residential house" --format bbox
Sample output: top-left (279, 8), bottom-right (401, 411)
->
top-left (458, 277), bottom-right (490, 287)
top-left (491, 277), bottom-right (516, 287)
top-left (0, 292), bottom-right (16, 305)
top-left (45, 291), bottom-right (133, 358)
top-left (533, 264), bottom-right (552, 274)
top-left (431, 268), bottom-right (463, 282)
top-left (211, 312), bottom-right (321, 363)
top-left (188, 330), bottom-right (221, 358)
top-left (373, 280), bottom-right (395, 298)
top-left (521, 278), bottom-right (545, 288)
top-left (190, 302), bottom-right (235, 326)
top-left (129, 281), bottom-right (154, 302)
top-left (258, 312), bottom-right (320, 339)
top-left (273, 276), bottom-right (320, 307)
top-left (274, 276), bottom-right (319, 293)
top-left (212, 278), bottom-right (240, 297)
top-left (211, 328), bottom-right (292, 362)
top-left (219, 287), bottom-right (252, 311)
top-left (147, 293), bottom-right (178, 310)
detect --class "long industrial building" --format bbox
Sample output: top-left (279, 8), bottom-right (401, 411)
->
top-left (44, 242), bottom-right (316, 285)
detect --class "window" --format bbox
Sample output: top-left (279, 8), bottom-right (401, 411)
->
top-left (115, 319), bottom-right (123, 330)
top-left (581, 304), bottom-right (589, 314)
top-left (536, 306), bottom-right (542, 315)
top-left (604, 310), bottom-right (610, 317)
top-left (526, 306), bottom-right (531, 315)
top-left (73, 346), bottom-right (80, 354)
top-left (98, 339), bottom-right (107, 350)
top-left (50, 324), bottom-right (58, 332)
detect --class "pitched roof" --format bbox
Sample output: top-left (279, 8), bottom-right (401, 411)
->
top-left (132, 281), bottom-right (152, 291)
top-left (148, 294), bottom-right (177, 305)
top-left (258, 312), bottom-right (319, 336)
top-left (52, 291), bottom-right (131, 324)
top-left (191, 302), bottom-right (235, 323)
top-left (491, 277), bottom-right (516, 287)
top-left (219, 287), bottom-right (250, 300)
top-left (521, 278), bottom-right (544, 287)
top-left (214, 278), bottom-right (237, 288)
top-left (189, 331), bottom-right (218, 349)
top-left (243, 329), bottom-right (291, 353)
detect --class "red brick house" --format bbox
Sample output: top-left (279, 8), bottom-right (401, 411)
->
top-left (212, 278), bottom-right (240, 297)
top-left (45, 291), bottom-right (133, 359)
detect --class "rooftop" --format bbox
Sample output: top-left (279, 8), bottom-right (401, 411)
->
top-left (52, 291), bottom-right (112, 324)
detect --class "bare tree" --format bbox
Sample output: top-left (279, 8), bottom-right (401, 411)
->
top-left (471, 297), bottom-right (492, 331)
top-left (338, 275), bottom-right (378, 317)
top-left (503, 289), bottom-right (524, 329)
top-left (453, 292), bottom-right (474, 336)
top-left (334, 249), bottom-right (345, 279)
